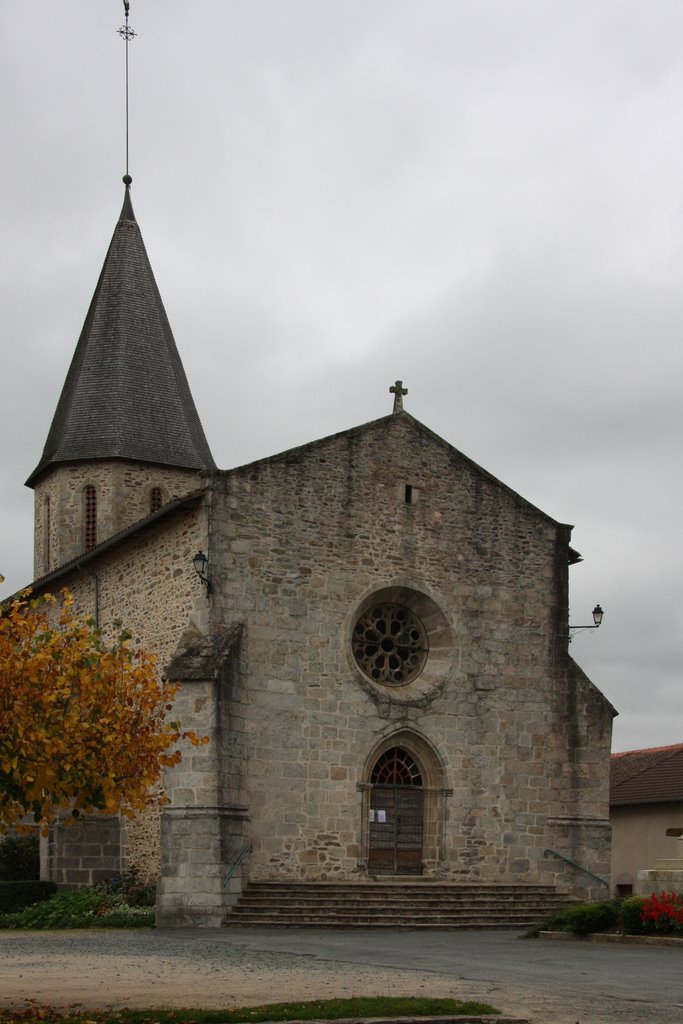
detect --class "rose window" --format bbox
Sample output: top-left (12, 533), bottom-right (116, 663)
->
top-left (352, 603), bottom-right (428, 685)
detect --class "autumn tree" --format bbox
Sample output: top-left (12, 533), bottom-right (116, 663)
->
top-left (0, 590), bottom-right (205, 833)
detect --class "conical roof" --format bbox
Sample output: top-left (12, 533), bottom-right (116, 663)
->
top-left (27, 186), bottom-right (215, 486)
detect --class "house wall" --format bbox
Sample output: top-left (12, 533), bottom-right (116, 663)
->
top-left (611, 802), bottom-right (683, 894)
top-left (203, 414), bottom-right (613, 899)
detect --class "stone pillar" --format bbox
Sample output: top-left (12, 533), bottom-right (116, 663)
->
top-left (157, 806), bottom-right (249, 927)
top-left (156, 625), bottom-right (249, 928)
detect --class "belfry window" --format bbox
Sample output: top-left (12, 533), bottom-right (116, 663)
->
top-left (84, 485), bottom-right (97, 552)
top-left (150, 487), bottom-right (163, 514)
top-left (44, 495), bottom-right (51, 569)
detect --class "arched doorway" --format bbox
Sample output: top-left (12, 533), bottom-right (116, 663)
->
top-left (368, 747), bottom-right (424, 874)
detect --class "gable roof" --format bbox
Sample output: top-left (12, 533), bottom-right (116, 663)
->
top-left (610, 743), bottom-right (683, 806)
top-left (26, 186), bottom-right (215, 487)
top-left (219, 410), bottom-right (581, 560)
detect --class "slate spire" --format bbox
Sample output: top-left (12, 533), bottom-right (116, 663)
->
top-left (27, 185), bottom-right (215, 486)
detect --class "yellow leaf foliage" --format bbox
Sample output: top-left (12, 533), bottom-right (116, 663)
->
top-left (0, 590), bottom-right (208, 834)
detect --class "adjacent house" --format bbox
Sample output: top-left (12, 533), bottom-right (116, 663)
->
top-left (610, 743), bottom-right (683, 896)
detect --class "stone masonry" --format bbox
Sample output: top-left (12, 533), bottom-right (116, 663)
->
top-left (31, 494), bottom-right (209, 890)
top-left (153, 412), bottom-right (615, 925)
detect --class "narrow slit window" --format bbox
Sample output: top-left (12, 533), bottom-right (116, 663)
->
top-left (44, 495), bottom-right (51, 569)
top-left (405, 485), bottom-right (413, 504)
top-left (84, 485), bottom-right (97, 552)
top-left (150, 486), bottom-right (163, 513)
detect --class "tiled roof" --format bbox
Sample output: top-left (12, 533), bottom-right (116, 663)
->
top-left (27, 187), bottom-right (215, 486)
top-left (610, 743), bottom-right (683, 806)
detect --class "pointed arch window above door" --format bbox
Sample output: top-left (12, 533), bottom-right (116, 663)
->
top-left (371, 747), bottom-right (423, 786)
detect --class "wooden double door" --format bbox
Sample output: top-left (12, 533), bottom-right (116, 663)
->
top-left (368, 784), bottom-right (424, 874)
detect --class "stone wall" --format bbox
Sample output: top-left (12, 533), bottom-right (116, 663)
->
top-left (33, 461), bottom-right (202, 577)
top-left (33, 495), bottom-right (208, 887)
top-left (46, 817), bottom-right (123, 887)
top-left (205, 413), bottom-right (614, 897)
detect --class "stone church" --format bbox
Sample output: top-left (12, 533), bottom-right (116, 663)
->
top-left (25, 181), bottom-right (616, 926)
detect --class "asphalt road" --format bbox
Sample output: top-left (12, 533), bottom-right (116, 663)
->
top-left (1, 927), bottom-right (682, 1023)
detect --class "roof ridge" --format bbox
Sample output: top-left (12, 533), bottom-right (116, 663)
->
top-left (610, 743), bottom-right (683, 789)
top-left (612, 741), bottom-right (683, 759)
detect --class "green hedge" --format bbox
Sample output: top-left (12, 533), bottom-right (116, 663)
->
top-left (0, 835), bottom-right (40, 881)
top-left (560, 900), bottom-right (620, 936)
top-left (0, 880), bottom-right (57, 913)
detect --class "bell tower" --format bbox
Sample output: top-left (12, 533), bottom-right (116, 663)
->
top-left (27, 182), bottom-right (215, 577)
top-left (27, 3), bottom-right (214, 579)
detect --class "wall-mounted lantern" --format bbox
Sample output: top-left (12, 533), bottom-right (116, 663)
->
top-left (192, 550), bottom-right (211, 595)
top-left (569, 604), bottom-right (604, 641)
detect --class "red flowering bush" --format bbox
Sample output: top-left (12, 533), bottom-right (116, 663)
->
top-left (639, 890), bottom-right (683, 934)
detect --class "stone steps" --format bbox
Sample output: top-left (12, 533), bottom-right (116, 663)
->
top-left (224, 881), bottom-right (572, 928)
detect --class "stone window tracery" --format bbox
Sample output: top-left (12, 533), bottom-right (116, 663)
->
top-left (352, 602), bottom-right (428, 686)
top-left (371, 747), bottom-right (423, 786)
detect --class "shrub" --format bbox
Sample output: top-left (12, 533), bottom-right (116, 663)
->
top-left (619, 895), bottom-right (647, 935)
top-left (95, 906), bottom-right (155, 928)
top-left (99, 867), bottom-right (156, 908)
top-left (638, 890), bottom-right (683, 935)
top-left (0, 884), bottom-right (154, 929)
top-left (560, 900), bottom-right (619, 936)
top-left (0, 880), bottom-right (56, 913)
top-left (0, 835), bottom-right (40, 880)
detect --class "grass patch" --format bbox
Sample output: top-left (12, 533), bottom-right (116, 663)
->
top-left (0, 997), bottom-right (500, 1024)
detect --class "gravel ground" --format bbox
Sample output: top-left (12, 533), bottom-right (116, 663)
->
top-left (1, 928), bottom-right (683, 1024)
top-left (0, 930), bottom-right (492, 1011)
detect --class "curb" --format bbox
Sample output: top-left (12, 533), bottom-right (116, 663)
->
top-left (539, 930), bottom-right (683, 947)
top-left (266, 1019), bottom-right (529, 1024)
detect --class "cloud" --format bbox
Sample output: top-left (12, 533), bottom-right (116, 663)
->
top-left (2, 0), bottom-right (682, 752)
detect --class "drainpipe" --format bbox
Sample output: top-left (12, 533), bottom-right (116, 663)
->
top-left (76, 564), bottom-right (100, 628)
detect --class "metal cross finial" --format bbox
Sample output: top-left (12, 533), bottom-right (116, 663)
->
top-left (390, 380), bottom-right (408, 413)
top-left (117, 0), bottom-right (137, 185)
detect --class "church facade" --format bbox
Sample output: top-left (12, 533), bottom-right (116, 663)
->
top-left (25, 184), bottom-right (616, 926)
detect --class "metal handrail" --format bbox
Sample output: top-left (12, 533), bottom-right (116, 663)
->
top-left (223, 843), bottom-right (252, 887)
top-left (544, 848), bottom-right (609, 887)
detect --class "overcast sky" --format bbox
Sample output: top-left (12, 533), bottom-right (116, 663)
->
top-left (2, 1), bottom-right (682, 754)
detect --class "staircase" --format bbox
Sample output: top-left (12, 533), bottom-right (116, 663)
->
top-left (223, 881), bottom-right (572, 928)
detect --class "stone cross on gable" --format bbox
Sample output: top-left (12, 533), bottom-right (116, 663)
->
top-left (390, 380), bottom-right (408, 413)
